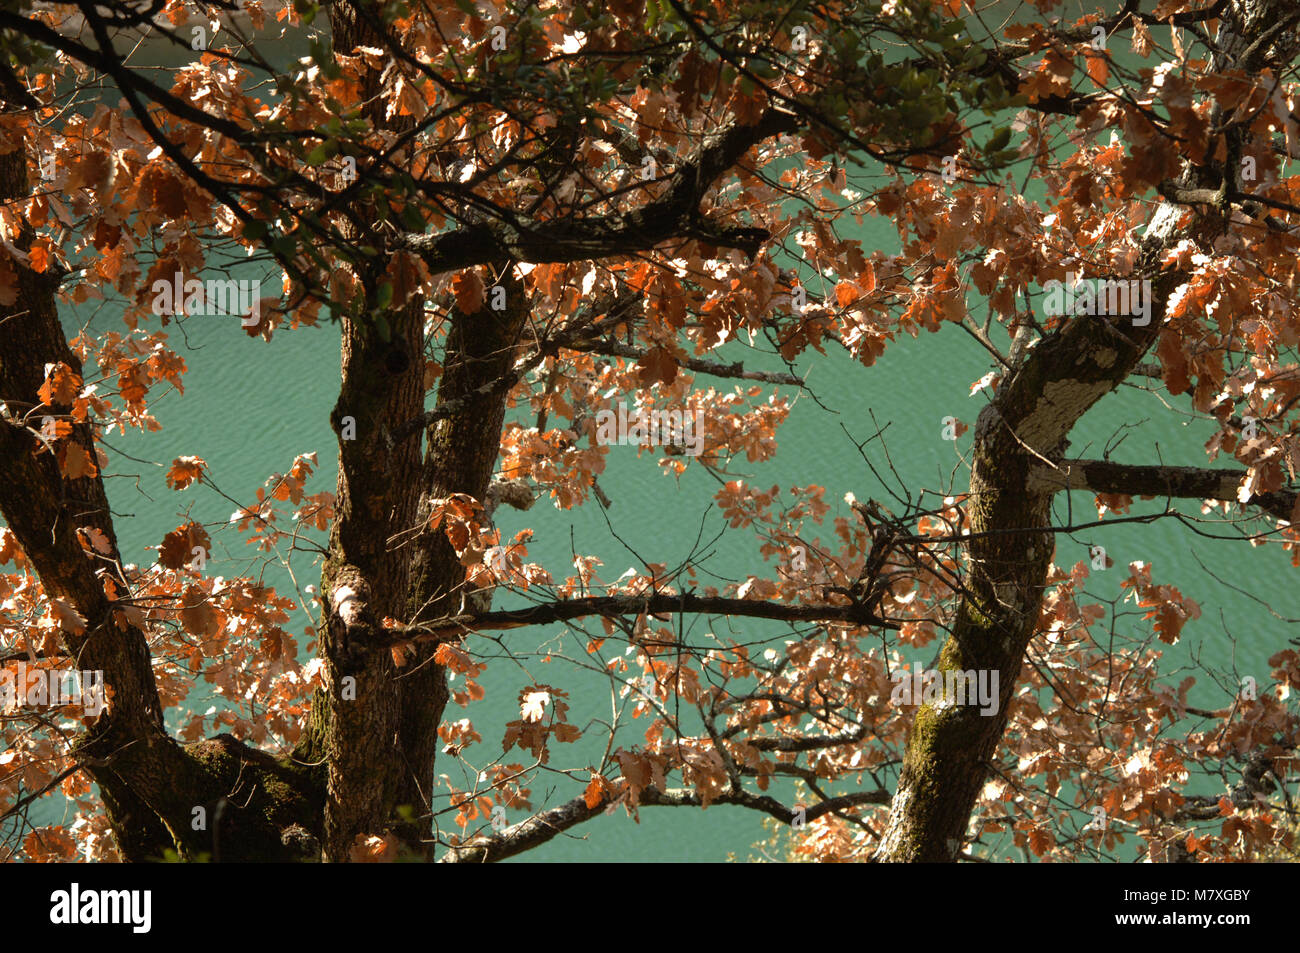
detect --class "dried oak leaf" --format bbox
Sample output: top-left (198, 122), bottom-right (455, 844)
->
top-left (165, 456), bottom-right (208, 491)
top-left (636, 346), bottom-right (678, 386)
top-left (158, 522), bottom-right (211, 570)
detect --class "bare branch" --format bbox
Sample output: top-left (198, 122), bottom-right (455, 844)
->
top-left (374, 591), bottom-right (899, 650)
top-left (1031, 458), bottom-right (1299, 521)
top-left (438, 785), bottom-right (890, 862)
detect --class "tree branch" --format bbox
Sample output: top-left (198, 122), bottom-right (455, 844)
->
top-left (374, 591), bottom-right (898, 650)
top-left (565, 339), bottom-right (804, 385)
top-left (1031, 458), bottom-right (1299, 521)
top-left (437, 785), bottom-right (890, 862)
top-left (396, 108), bottom-right (799, 273)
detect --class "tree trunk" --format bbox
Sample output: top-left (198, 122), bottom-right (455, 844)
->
top-left (399, 266), bottom-right (529, 853)
top-left (0, 129), bottom-right (323, 862)
top-left (296, 5), bottom-right (535, 860)
top-left (874, 0), bottom-right (1296, 861)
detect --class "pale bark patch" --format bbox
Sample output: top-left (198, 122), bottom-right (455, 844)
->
top-left (1017, 379), bottom-right (1113, 448)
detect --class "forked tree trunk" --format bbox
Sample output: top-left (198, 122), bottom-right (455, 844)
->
top-left (295, 5), bottom-right (535, 859)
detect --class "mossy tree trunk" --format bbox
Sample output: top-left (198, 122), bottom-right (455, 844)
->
top-left (873, 0), bottom-right (1295, 862)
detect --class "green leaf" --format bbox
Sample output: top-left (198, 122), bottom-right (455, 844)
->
top-left (984, 127), bottom-right (1011, 153)
top-left (304, 141), bottom-right (338, 166)
top-left (400, 205), bottom-right (426, 232)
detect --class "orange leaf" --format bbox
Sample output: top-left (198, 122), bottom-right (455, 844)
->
top-left (583, 774), bottom-right (610, 809)
top-left (0, 527), bottom-right (20, 565)
top-left (635, 346), bottom-right (678, 386)
top-left (117, 363), bottom-right (148, 408)
top-left (40, 418), bottom-right (72, 441)
top-left (49, 597), bottom-right (87, 635)
top-left (29, 240), bottom-right (50, 274)
top-left (38, 363), bottom-right (82, 407)
top-left (451, 270), bottom-right (485, 314)
top-left (858, 262), bottom-right (877, 294)
top-left (434, 642), bottom-right (478, 676)
top-left (23, 826), bottom-right (78, 862)
top-left (553, 722), bottom-right (581, 743)
top-left (165, 455), bottom-right (207, 490)
top-left (158, 522), bottom-right (211, 570)
top-left (179, 584), bottom-right (220, 637)
top-left (1085, 51), bottom-right (1109, 87)
top-left (91, 220), bottom-right (122, 251)
top-left (59, 442), bottom-right (98, 480)
top-left (348, 833), bottom-right (400, 862)
top-left (138, 165), bottom-right (189, 220)
top-left (77, 526), bottom-right (113, 555)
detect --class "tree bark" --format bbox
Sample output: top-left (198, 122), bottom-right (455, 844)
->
top-left (0, 129), bottom-right (322, 862)
top-left (1032, 459), bottom-right (1299, 522)
top-left (873, 0), bottom-right (1299, 861)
